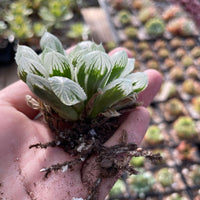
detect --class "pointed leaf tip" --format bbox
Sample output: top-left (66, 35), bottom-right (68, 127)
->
top-left (108, 50), bottom-right (128, 83)
top-left (15, 45), bottom-right (47, 81)
top-left (40, 32), bottom-right (65, 55)
top-left (126, 72), bottom-right (148, 92)
top-left (43, 51), bottom-right (72, 78)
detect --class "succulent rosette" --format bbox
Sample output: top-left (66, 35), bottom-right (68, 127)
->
top-left (15, 32), bottom-right (148, 121)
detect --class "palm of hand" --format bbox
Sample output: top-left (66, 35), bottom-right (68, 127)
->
top-left (0, 68), bottom-right (162, 200)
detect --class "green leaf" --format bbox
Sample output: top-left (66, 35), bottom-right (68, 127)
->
top-left (126, 72), bottom-right (148, 92)
top-left (69, 41), bottom-right (105, 67)
top-left (43, 51), bottom-right (72, 78)
top-left (48, 76), bottom-right (87, 106)
top-left (75, 41), bottom-right (105, 52)
top-left (39, 7), bottom-right (56, 22)
top-left (120, 58), bottom-right (135, 78)
top-left (108, 50), bottom-right (128, 83)
top-left (89, 78), bottom-right (133, 118)
top-left (26, 74), bottom-right (79, 120)
top-left (76, 50), bottom-right (112, 99)
top-left (15, 45), bottom-right (47, 81)
top-left (40, 47), bottom-right (54, 61)
top-left (40, 32), bottom-right (65, 55)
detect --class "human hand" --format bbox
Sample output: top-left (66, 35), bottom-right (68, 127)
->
top-left (0, 48), bottom-right (162, 200)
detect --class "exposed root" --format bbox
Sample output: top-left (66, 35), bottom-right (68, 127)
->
top-left (29, 141), bottom-right (57, 149)
top-left (28, 100), bottom-right (162, 200)
top-left (39, 158), bottom-right (83, 178)
top-left (30, 137), bottom-right (162, 200)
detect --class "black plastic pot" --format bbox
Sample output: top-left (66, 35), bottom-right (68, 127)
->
top-left (0, 36), bottom-right (16, 65)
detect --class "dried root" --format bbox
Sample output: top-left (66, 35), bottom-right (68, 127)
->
top-left (30, 135), bottom-right (162, 200)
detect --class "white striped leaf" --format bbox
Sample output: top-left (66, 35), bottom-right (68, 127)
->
top-left (40, 32), bottom-right (65, 55)
top-left (108, 50), bottom-right (128, 83)
top-left (43, 51), bottom-right (72, 78)
top-left (126, 72), bottom-right (148, 92)
top-left (89, 78), bottom-right (133, 118)
top-left (48, 76), bottom-right (87, 106)
top-left (26, 74), bottom-right (79, 120)
top-left (120, 58), bottom-right (135, 78)
top-left (15, 45), bottom-right (47, 81)
top-left (76, 50), bottom-right (112, 99)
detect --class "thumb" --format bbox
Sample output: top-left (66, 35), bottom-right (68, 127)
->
top-left (83, 107), bottom-right (150, 200)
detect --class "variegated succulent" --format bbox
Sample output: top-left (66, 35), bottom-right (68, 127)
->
top-left (15, 32), bottom-right (148, 121)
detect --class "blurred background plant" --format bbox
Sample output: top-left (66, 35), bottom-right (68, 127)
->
top-left (66, 22), bottom-right (90, 42)
top-left (0, 0), bottom-right (88, 45)
top-left (173, 116), bottom-right (198, 140)
top-left (144, 125), bottom-right (164, 145)
top-left (38, 0), bottom-right (73, 29)
top-left (156, 168), bottom-right (174, 187)
top-left (128, 171), bottom-right (155, 198)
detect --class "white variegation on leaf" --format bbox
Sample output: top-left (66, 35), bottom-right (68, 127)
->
top-left (74, 41), bottom-right (105, 52)
top-left (48, 76), bottom-right (87, 106)
top-left (108, 50), bottom-right (128, 83)
top-left (43, 51), bottom-right (72, 78)
top-left (15, 45), bottom-right (47, 81)
top-left (89, 78), bottom-right (133, 118)
top-left (26, 74), bottom-right (80, 120)
top-left (76, 50), bottom-right (112, 99)
top-left (40, 32), bottom-right (65, 55)
top-left (15, 32), bottom-right (148, 121)
top-left (120, 58), bottom-right (135, 78)
top-left (126, 72), bottom-right (148, 92)
top-left (69, 41), bottom-right (105, 67)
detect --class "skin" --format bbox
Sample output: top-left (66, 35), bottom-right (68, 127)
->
top-left (0, 47), bottom-right (162, 200)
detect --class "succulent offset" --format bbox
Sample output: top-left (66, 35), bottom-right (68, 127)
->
top-left (15, 32), bottom-right (148, 122)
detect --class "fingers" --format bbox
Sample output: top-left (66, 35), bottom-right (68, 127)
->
top-left (138, 69), bottom-right (163, 107)
top-left (98, 107), bottom-right (150, 200)
top-left (109, 47), bottom-right (133, 58)
top-left (66, 46), bottom-right (75, 54)
top-left (0, 80), bottom-right (39, 119)
top-left (105, 106), bottom-right (150, 147)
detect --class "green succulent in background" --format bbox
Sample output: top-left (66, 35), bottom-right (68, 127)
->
top-left (15, 32), bottom-right (148, 121)
top-left (181, 55), bottom-right (193, 68)
top-left (192, 96), bottom-right (200, 113)
top-left (66, 22), bottom-right (90, 41)
top-left (173, 116), bottom-right (198, 140)
top-left (156, 168), bottom-right (174, 187)
top-left (39, 0), bottom-right (73, 29)
top-left (0, 21), bottom-right (7, 35)
top-left (191, 46), bottom-right (200, 58)
top-left (5, 1), bottom-right (32, 17)
top-left (124, 26), bottom-right (138, 39)
top-left (9, 17), bottom-right (33, 40)
top-left (166, 193), bottom-right (187, 200)
top-left (104, 41), bottom-right (117, 52)
top-left (189, 164), bottom-right (200, 185)
top-left (118, 10), bottom-right (132, 25)
top-left (128, 171), bottom-right (155, 198)
top-left (4, 0), bottom-right (33, 40)
top-left (26, 0), bottom-right (46, 10)
top-left (144, 125), bottom-right (164, 145)
top-left (130, 156), bottom-right (145, 168)
top-left (109, 179), bottom-right (126, 198)
top-left (33, 22), bottom-right (46, 37)
top-left (145, 18), bottom-right (165, 37)
top-left (138, 7), bottom-right (157, 23)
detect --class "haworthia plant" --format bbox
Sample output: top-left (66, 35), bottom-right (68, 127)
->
top-left (15, 32), bottom-right (148, 121)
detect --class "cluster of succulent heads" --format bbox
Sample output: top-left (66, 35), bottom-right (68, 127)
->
top-left (15, 32), bottom-right (148, 121)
